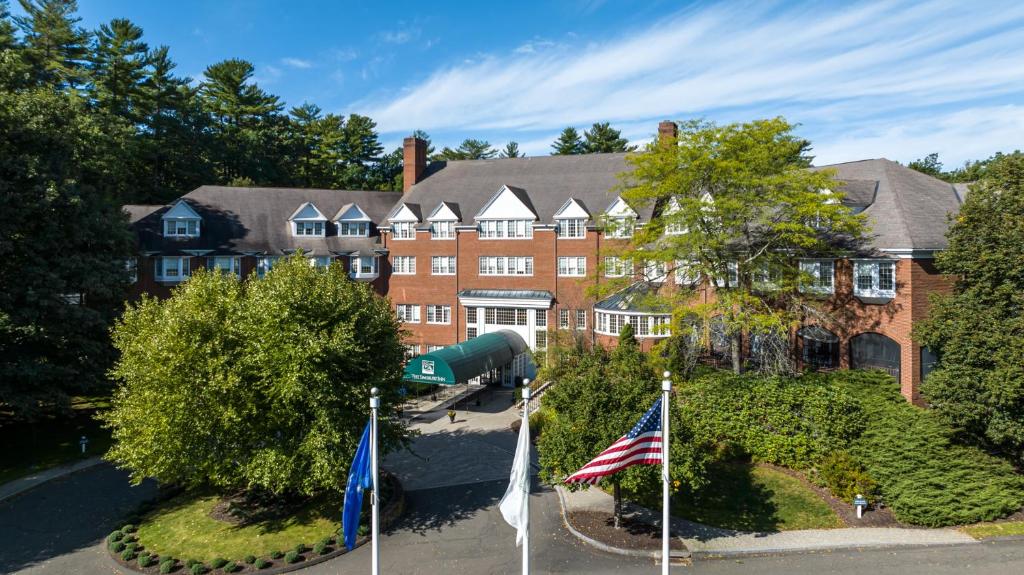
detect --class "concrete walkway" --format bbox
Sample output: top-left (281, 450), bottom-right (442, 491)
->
top-left (560, 482), bottom-right (977, 557)
top-left (0, 456), bottom-right (105, 504)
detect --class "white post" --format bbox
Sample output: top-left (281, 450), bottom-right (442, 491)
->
top-left (370, 387), bottom-right (381, 575)
top-left (661, 371), bottom-right (672, 575)
top-left (522, 380), bottom-right (531, 575)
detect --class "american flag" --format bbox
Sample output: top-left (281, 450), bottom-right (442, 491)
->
top-left (564, 397), bottom-right (663, 485)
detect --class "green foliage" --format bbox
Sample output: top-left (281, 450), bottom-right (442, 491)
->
top-left (677, 372), bottom-right (866, 469)
top-left (108, 530), bottom-right (123, 543)
top-left (827, 370), bottom-right (1024, 526)
top-left (284, 550), bottom-right (301, 564)
top-left (190, 563), bottom-right (208, 575)
top-left (210, 557), bottom-right (228, 569)
top-left (916, 152), bottom-right (1024, 464)
top-left (270, 550), bottom-right (283, 559)
top-left (292, 543), bottom-right (306, 554)
top-left (499, 141), bottom-right (522, 158)
top-left (185, 558), bottom-right (200, 568)
top-left (551, 126), bottom-right (585, 155)
top-left (121, 523), bottom-right (136, 533)
top-left (814, 451), bottom-right (877, 503)
top-left (582, 122), bottom-right (635, 153)
top-left (244, 554), bottom-right (256, 564)
top-left (433, 138), bottom-right (496, 161)
top-left (138, 553), bottom-right (154, 568)
top-left (121, 548), bottom-right (136, 561)
top-left (255, 558), bottom-right (271, 569)
top-left (357, 524), bottom-right (369, 537)
top-left (159, 558), bottom-right (176, 574)
top-left (313, 540), bottom-right (328, 555)
top-left (103, 257), bottom-right (408, 495)
top-left (223, 561), bottom-right (240, 573)
top-left (110, 540), bottom-right (126, 553)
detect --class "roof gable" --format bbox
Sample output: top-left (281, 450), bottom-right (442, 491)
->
top-left (289, 202), bottom-right (327, 221)
top-left (605, 196), bottom-right (638, 218)
top-left (475, 184), bottom-right (538, 220)
top-left (388, 202), bottom-right (421, 222)
top-left (161, 199), bottom-right (201, 220)
top-left (554, 198), bottom-right (591, 219)
top-left (428, 201), bottom-right (461, 221)
top-left (334, 203), bottom-right (370, 222)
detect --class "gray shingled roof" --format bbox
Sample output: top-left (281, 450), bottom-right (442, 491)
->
top-left (131, 186), bottom-right (402, 255)
top-left (123, 204), bottom-right (163, 224)
top-left (813, 159), bottom-right (963, 250)
top-left (401, 153), bottom-right (651, 224)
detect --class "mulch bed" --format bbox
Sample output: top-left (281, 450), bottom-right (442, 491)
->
top-left (568, 510), bottom-right (687, 551)
top-left (764, 464), bottom-right (901, 528)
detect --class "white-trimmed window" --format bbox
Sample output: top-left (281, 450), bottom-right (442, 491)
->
top-left (485, 307), bottom-right (528, 326)
top-left (392, 222), bottom-right (416, 240)
top-left (478, 219), bottom-right (533, 239)
top-left (209, 256), bottom-right (241, 277)
top-left (644, 261), bottom-right (667, 283)
top-left (466, 326), bottom-right (478, 339)
top-left (294, 221), bottom-right (325, 236)
top-left (431, 256), bottom-right (456, 275)
top-left (339, 221), bottom-right (369, 237)
top-left (604, 256), bottom-right (632, 278)
top-left (350, 255), bottom-right (378, 277)
top-left (536, 310), bottom-right (547, 327)
top-left (396, 304), bottom-right (420, 323)
top-left (393, 256), bottom-right (416, 275)
top-left (576, 309), bottom-right (587, 330)
top-left (606, 216), bottom-right (634, 238)
top-left (427, 344), bottom-right (445, 353)
top-left (675, 260), bottom-right (699, 286)
top-left (164, 219), bottom-right (199, 237)
top-left (431, 221), bottom-right (455, 240)
top-left (854, 260), bottom-right (896, 298)
top-left (309, 256), bottom-right (333, 268)
top-left (535, 330), bottom-right (547, 350)
top-left (404, 344), bottom-right (419, 359)
top-left (558, 309), bottom-right (587, 330)
top-left (558, 309), bottom-right (570, 329)
top-left (714, 262), bottom-right (740, 288)
top-left (557, 218), bottom-right (586, 239)
top-left (156, 256), bottom-right (190, 281)
top-left (466, 307), bottom-right (478, 324)
top-left (256, 256), bottom-right (280, 278)
top-left (478, 256), bottom-right (533, 276)
top-left (665, 221), bottom-right (685, 235)
top-left (557, 256), bottom-right (586, 277)
top-left (800, 260), bottom-right (835, 294)
top-left (594, 311), bottom-right (671, 338)
top-left (427, 305), bottom-right (451, 324)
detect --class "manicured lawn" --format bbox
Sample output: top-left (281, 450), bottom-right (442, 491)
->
top-left (672, 463), bottom-right (842, 532)
top-left (0, 396), bottom-right (113, 484)
top-left (135, 492), bottom-right (341, 562)
top-left (962, 521), bottom-right (1024, 539)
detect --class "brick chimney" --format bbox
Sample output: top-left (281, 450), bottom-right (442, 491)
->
top-left (658, 120), bottom-right (678, 145)
top-left (403, 136), bottom-right (428, 193)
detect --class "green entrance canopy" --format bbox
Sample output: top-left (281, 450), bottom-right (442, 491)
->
top-left (403, 330), bottom-right (529, 385)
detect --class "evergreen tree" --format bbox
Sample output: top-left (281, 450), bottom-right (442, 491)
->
top-left (411, 129), bottom-right (436, 156)
top-left (500, 141), bottom-right (523, 158)
top-left (14, 0), bottom-right (90, 89)
top-left (907, 153), bottom-right (943, 179)
top-left (434, 138), bottom-right (497, 161)
top-left (0, 0), bottom-right (16, 50)
top-left (583, 122), bottom-right (635, 153)
top-left (90, 18), bottom-right (148, 120)
top-left (339, 113), bottom-right (384, 187)
top-left (551, 126), bottom-right (585, 155)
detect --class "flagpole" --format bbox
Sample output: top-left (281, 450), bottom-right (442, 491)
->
top-left (661, 371), bottom-right (672, 575)
top-left (369, 387), bottom-right (381, 575)
top-left (521, 380), bottom-right (531, 575)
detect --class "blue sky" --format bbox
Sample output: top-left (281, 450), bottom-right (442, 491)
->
top-left (31, 0), bottom-right (1024, 166)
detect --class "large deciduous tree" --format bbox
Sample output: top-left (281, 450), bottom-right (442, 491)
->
top-left (614, 118), bottom-right (867, 374)
top-left (916, 152), bottom-right (1024, 463)
top-left (102, 256), bottom-right (409, 495)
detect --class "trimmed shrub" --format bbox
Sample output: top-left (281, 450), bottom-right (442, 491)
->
top-left (138, 554), bottom-right (155, 568)
top-left (284, 550), bottom-right (301, 564)
top-left (255, 558), bottom-right (271, 569)
top-left (121, 549), bottom-right (136, 562)
top-left (159, 559), bottom-right (176, 574)
top-left (815, 451), bottom-right (877, 503)
top-left (124, 543), bottom-right (138, 554)
top-left (185, 558), bottom-right (200, 568)
top-left (244, 554), bottom-right (257, 565)
top-left (313, 541), bottom-right (328, 555)
top-left (293, 543), bottom-right (306, 554)
top-left (108, 530), bottom-right (124, 543)
top-left (270, 550), bottom-right (283, 559)
top-left (121, 523), bottom-right (137, 533)
top-left (190, 563), bottom-right (208, 575)
top-left (223, 561), bottom-right (240, 573)
top-left (110, 541), bottom-right (126, 554)
top-left (210, 558), bottom-right (228, 569)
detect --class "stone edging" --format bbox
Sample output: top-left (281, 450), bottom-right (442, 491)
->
top-left (0, 457), bottom-right (105, 504)
top-left (554, 486), bottom-right (690, 560)
top-left (107, 473), bottom-right (405, 575)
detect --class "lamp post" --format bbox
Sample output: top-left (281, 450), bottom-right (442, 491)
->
top-left (369, 387), bottom-right (381, 575)
top-left (661, 371), bottom-right (672, 575)
top-left (521, 379), bottom-right (531, 575)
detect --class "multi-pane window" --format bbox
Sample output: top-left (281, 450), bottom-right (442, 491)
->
top-left (604, 256), bottom-right (632, 278)
top-left (156, 256), bottom-right (190, 281)
top-left (431, 256), bottom-right (456, 275)
top-left (396, 304), bottom-right (420, 323)
top-left (478, 219), bottom-right (533, 239)
top-left (643, 261), bottom-right (667, 282)
top-left (393, 256), bottom-right (416, 275)
top-left (595, 312), bottom-right (671, 338)
top-left (576, 309), bottom-right (587, 330)
top-left (675, 260), bottom-right (699, 286)
top-left (431, 221), bottom-right (456, 239)
top-left (209, 256), bottom-right (241, 277)
top-left (485, 307), bottom-right (528, 326)
top-left (339, 222), bottom-right (369, 236)
top-left (854, 260), bottom-right (896, 297)
top-left (392, 222), bottom-right (416, 239)
top-left (665, 220), bottom-right (685, 235)
top-left (427, 345), bottom-right (445, 353)
top-left (404, 344), bottom-right (419, 359)
top-left (478, 256), bottom-right (533, 276)
top-left (557, 218), bottom-right (586, 239)
top-left (256, 256), bottom-right (280, 278)
top-left (426, 305), bottom-right (451, 324)
top-left (350, 256), bottom-right (378, 276)
top-left (309, 256), bottom-right (332, 268)
top-left (558, 309), bottom-right (586, 330)
top-left (164, 219), bottom-right (199, 237)
top-left (294, 221), bottom-right (325, 236)
top-left (559, 309), bottom-right (570, 329)
top-left (466, 326), bottom-right (478, 339)
top-left (536, 310), bottom-right (547, 327)
top-left (466, 307), bottom-right (478, 324)
top-left (714, 262), bottom-right (740, 288)
top-left (557, 256), bottom-right (586, 277)
top-left (535, 331), bottom-right (547, 350)
top-left (799, 260), bottom-right (835, 293)
top-left (606, 217), bottom-right (634, 238)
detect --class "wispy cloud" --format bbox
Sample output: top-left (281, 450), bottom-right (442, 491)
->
top-left (281, 57), bottom-right (313, 69)
top-left (378, 22), bottom-right (421, 45)
top-left (359, 0), bottom-right (1024, 164)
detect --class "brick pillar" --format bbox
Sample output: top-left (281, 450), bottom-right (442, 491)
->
top-left (658, 120), bottom-right (677, 145)
top-left (403, 137), bottom-right (428, 193)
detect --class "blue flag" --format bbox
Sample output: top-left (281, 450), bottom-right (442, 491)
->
top-left (342, 421), bottom-right (373, 550)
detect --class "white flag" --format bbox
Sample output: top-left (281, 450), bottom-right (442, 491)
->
top-left (499, 415), bottom-right (530, 546)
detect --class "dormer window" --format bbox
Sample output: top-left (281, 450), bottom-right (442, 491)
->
top-left (295, 221), bottom-right (325, 236)
top-left (479, 219), bottom-right (533, 239)
top-left (334, 203), bottom-right (372, 237)
top-left (161, 200), bottom-right (202, 238)
top-left (431, 221), bottom-right (455, 239)
top-left (475, 185), bottom-right (538, 240)
top-left (339, 222), bottom-right (369, 237)
top-left (604, 196), bottom-right (638, 239)
top-left (392, 222), bottom-right (416, 239)
top-left (289, 202), bottom-right (328, 238)
top-left (554, 199), bottom-right (591, 239)
top-left (427, 202), bottom-right (460, 240)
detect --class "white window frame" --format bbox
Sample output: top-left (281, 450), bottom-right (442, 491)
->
top-left (293, 221), bottom-right (325, 237)
top-left (675, 260), bottom-right (699, 286)
top-left (714, 262), bottom-right (740, 288)
top-left (350, 255), bottom-right (378, 278)
top-left (478, 256), bottom-right (533, 276)
top-left (557, 256), bottom-right (586, 277)
top-left (209, 256), bottom-right (241, 277)
top-left (604, 256), bottom-right (632, 278)
top-left (393, 256), bottom-right (416, 275)
top-left (426, 344), bottom-right (445, 353)
top-left (556, 218), bottom-right (586, 239)
top-left (156, 256), bottom-right (190, 282)
top-left (853, 259), bottom-right (896, 298)
top-left (431, 256), bottom-right (456, 275)
top-left (392, 222), bottom-right (417, 240)
top-left (644, 261), bottom-right (667, 283)
top-left (576, 309), bottom-right (587, 330)
top-left (431, 221), bottom-right (456, 240)
top-left (426, 305), bottom-right (451, 325)
top-left (594, 311), bottom-right (671, 338)
top-left (309, 256), bottom-right (333, 268)
top-left (339, 221), bottom-right (369, 237)
top-left (396, 304), bottom-right (421, 323)
top-left (799, 259), bottom-right (835, 294)
top-left (164, 219), bottom-right (200, 237)
top-left (558, 309), bottom-right (570, 329)
top-left (478, 219), bottom-right (533, 240)
top-left (605, 216), bottom-right (634, 239)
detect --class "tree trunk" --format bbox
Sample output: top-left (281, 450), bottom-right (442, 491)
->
top-left (613, 479), bottom-right (622, 529)
top-left (731, 333), bottom-right (743, 374)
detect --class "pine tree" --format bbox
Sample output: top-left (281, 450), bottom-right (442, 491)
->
top-left (551, 126), bottom-right (585, 155)
top-left (583, 122), bottom-right (635, 153)
top-left (0, 0), bottom-right (16, 51)
top-left (411, 129), bottom-right (436, 157)
top-left (500, 141), bottom-right (523, 158)
top-left (15, 0), bottom-right (91, 89)
top-left (91, 18), bottom-right (149, 120)
top-left (434, 138), bottom-right (497, 161)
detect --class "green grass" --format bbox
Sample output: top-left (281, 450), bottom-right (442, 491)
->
top-left (135, 492), bottom-right (341, 562)
top-left (0, 396), bottom-right (113, 484)
top-left (672, 463), bottom-right (842, 532)
top-left (962, 521), bottom-right (1024, 539)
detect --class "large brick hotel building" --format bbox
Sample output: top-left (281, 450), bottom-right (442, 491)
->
top-left (126, 121), bottom-right (967, 402)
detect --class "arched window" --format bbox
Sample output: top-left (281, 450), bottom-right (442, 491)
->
top-left (798, 326), bottom-right (839, 369)
top-left (850, 333), bottom-right (901, 379)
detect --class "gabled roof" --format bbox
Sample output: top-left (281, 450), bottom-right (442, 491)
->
top-left (334, 203), bottom-right (371, 221)
top-left (288, 202), bottom-right (327, 221)
top-left (554, 198), bottom-right (591, 219)
top-left (428, 201), bottom-right (462, 221)
top-left (161, 199), bottom-right (202, 220)
top-left (605, 196), bottom-right (638, 218)
top-left (387, 202), bottom-right (422, 222)
top-left (475, 184), bottom-right (538, 220)
top-left (124, 204), bottom-right (163, 224)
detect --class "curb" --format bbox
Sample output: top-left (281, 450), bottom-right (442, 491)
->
top-left (687, 537), bottom-right (978, 560)
top-left (555, 486), bottom-right (691, 560)
top-left (0, 456), bottom-right (106, 504)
